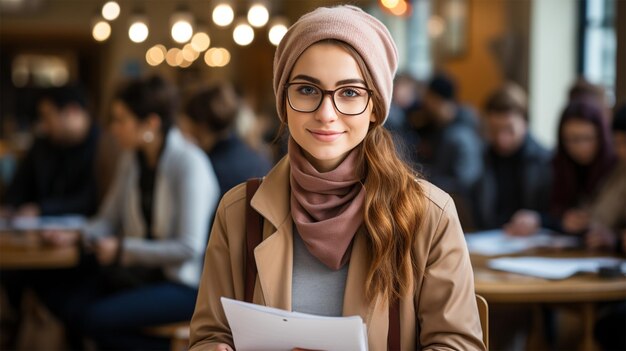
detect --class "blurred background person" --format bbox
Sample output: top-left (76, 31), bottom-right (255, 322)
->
top-left (40, 75), bottom-right (220, 350)
top-left (1, 85), bottom-right (100, 217)
top-left (386, 72), bottom-right (422, 133)
top-left (403, 72), bottom-right (483, 230)
top-left (548, 98), bottom-right (616, 235)
top-left (473, 83), bottom-right (552, 235)
top-left (181, 83), bottom-right (272, 200)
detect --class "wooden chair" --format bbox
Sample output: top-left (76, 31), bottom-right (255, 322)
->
top-left (476, 294), bottom-right (489, 350)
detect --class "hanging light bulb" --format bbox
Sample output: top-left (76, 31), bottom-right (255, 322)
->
top-left (212, 4), bottom-right (234, 27)
top-left (191, 31), bottom-right (211, 52)
top-left (146, 45), bottom-right (167, 66)
top-left (170, 7), bottom-right (194, 44)
top-left (102, 1), bottom-right (121, 21)
top-left (233, 20), bottom-right (254, 46)
top-left (247, 4), bottom-right (269, 28)
top-left (129, 14), bottom-right (149, 43)
top-left (92, 19), bottom-right (111, 42)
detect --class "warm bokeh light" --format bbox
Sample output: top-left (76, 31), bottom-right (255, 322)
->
top-left (389, 0), bottom-right (409, 16)
top-left (166, 48), bottom-right (183, 67)
top-left (171, 20), bottom-right (193, 43)
top-left (191, 32), bottom-right (211, 52)
top-left (102, 1), bottom-right (120, 21)
top-left (179, 58), bottom-right (193, 68)
top-left (92, 20), bottom-right (111, 42)
top-left (212, 4), bottom-right (234, 27)
top-left (380, 0), bottom-right (400, 9)
top-left (268, 23), bottom-right (288, 46)
top-left (233, 23), bottom-right (254, 46)
top-left (182, 44), bottom-right (200, 61)
top-left (204, 48), bottom-right (230, 67)
top-left (247, 4), bottom-right (269, 28)
top-left (129, 20), bottom-right (149, 43)
top-left (428, 15), bottom-right (446, 37)
top-left (146, 45), bottom-right (166, 66)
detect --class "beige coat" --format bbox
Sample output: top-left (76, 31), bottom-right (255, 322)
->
top-left (189, 157), bottom-right (485, 351)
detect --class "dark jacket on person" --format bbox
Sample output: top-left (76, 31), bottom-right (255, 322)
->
top-left (208, 133), bottom-right (272, 199)
top-left (5, 126), bottom-right (100, 216)
top-left (473, 135), bottom-right (552, 230)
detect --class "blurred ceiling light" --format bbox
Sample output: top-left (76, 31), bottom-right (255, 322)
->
top-left (49, 64), bottom-right (69, 87)
top-left (146, 45), bottom-right (166, 66)
top-left (92, 20), bottom-right (111, 42)
top-left (212, 4), bottom-right (234, 27)
top-left (166, 48), bottom-right (183, 67)
top-left (191, 32), bottom-right (210, 52)
top-left (233, 22), bottom-right (254, 46)
top-left (428, 15), bottom-right (446, 37)
top-left (380, 0), bottom-right (400, 9)
top-left (129, 16), bottom-right (149, 43)
top-left (204, 47), bottom-right (230, 67)
top-left (102, 1), bottom-right (120, 21)
top-left (182, 44), bottom-right (200, 61)
top-left (171, 9), bottom-right (194, 44)
top-left (247, 4), bottom-right (269, 28)
top-left (179, 58), bottom-right (193, 68)
top-left (268, 21), bottom-right (288, 46)
top-left (389, 0), bottom-right (409, 16)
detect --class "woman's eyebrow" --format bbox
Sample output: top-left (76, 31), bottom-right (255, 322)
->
top-left (290, 75), bottom-right (367, 87)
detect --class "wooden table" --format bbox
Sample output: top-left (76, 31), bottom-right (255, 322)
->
top-left (472, 251), bottom-right (626, 350)
top-left (0, 230), bottom-right (80, 269)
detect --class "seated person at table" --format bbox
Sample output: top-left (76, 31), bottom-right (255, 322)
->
top-left (44, 76), bottom-right (220, 351)
top-left (473, 83), bottom-right (552, 235)
top-left (181, 83), bottom-right (272, 199)
top-left (2, 85), bottom-right (100, 217)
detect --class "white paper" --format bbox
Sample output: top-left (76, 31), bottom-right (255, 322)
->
top-left (2, 215), bottom-right (87, 231)
top-left (488, 257), bottom-right (626, 279)
top-left (221, 297), bottom-right (368, 351)
top-left (465, 229), bottom-right (579, 256)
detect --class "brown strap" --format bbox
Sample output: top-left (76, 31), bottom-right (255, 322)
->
top-left (244, 177), bottom-right (401, 348)
top-left (244, 178), bottom-right (263, 303)
top-left (388, 298), bottom-right (401, 350)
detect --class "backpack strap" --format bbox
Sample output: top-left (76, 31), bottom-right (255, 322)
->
top-left (243, 177), bottom-right (401, 349)
top-left (244, 178), bottom-right (263, 303)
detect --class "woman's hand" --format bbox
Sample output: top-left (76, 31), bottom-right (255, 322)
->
top-left (95, 236), bottom-right (120, 265)
top-left (216, 343), bottom-right (234, 351)
top-left (40, 230), bottom-right (81, 247)
top-left (562, 208), bottom-right (591, 233)
top-left (504, 210), bottom-right (540, 236)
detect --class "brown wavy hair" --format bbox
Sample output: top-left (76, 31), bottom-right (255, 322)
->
top-left (278, 39), bottom-right (425, 303)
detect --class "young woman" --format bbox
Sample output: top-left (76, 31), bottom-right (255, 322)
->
top-left (44, 76), bottom-right (220, 350)
top-left (189, 6), bottom-right (484, 350)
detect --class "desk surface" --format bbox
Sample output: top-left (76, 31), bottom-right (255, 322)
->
top-left (472, 251), bottom-right (626, 303)
top-left (0, 231), bottom-right (80, 269)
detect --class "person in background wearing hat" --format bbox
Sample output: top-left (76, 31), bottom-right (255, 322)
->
top-left (189, 5), bottom-right (484, 351)
top-left (473, 83), bottom-right (552, 235)
top-left (181, 83), bottom-right (272, 201)
top-left (1, 85), bottom-right (100, 217)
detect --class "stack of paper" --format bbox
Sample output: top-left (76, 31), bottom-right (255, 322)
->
top-left (465, 229), bottom-right (579, 256)
top-left (487, 257), bottom-right (626, 279)
top-left (221, 297), bottom-right (368, 351)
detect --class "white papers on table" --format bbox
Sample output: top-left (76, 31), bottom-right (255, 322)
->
top-left (487, 257), bottom-right (626, 280)
top-left (221, 297), bottom-right (368, 351)
top-left (465, 229), bottom-right (579, 256)
top-left (1, 215), bottom-right (88, 231)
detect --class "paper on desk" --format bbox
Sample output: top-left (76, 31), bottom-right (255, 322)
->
top-left (6, 215), bottom-right (87, 231)
top-left (466, 229), bottom-right (579, 256)
top-left (221, 297), bottom-right (368, 351)
top-left (488, 257), bottom-right (626, 279)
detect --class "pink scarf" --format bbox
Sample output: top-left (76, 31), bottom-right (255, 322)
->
top-left (288, 138), bottom-right (365, 270)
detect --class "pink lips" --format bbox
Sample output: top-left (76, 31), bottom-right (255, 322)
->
top-left (308, 129), bottom-right (344, 142)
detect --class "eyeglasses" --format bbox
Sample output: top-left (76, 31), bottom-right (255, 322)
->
top-left (285, 82), bottom-right (372, 116)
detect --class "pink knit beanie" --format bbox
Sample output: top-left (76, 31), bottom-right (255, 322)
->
top-left (273, 5), bottom-right (398, 124)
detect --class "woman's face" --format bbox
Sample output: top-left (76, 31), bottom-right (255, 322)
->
top-left (562, 118), bottom-right (599, 165)
top-left (286, 43), bottom-right (376, 172)
top-left (110, 100), bottom-right (143, 150)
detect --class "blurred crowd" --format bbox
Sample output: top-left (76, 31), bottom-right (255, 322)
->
top-left (0, 71), bottom-right (624, 350)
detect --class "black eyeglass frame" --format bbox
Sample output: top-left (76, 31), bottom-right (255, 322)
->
top-left (284, 82), bottom-right (373, 116)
